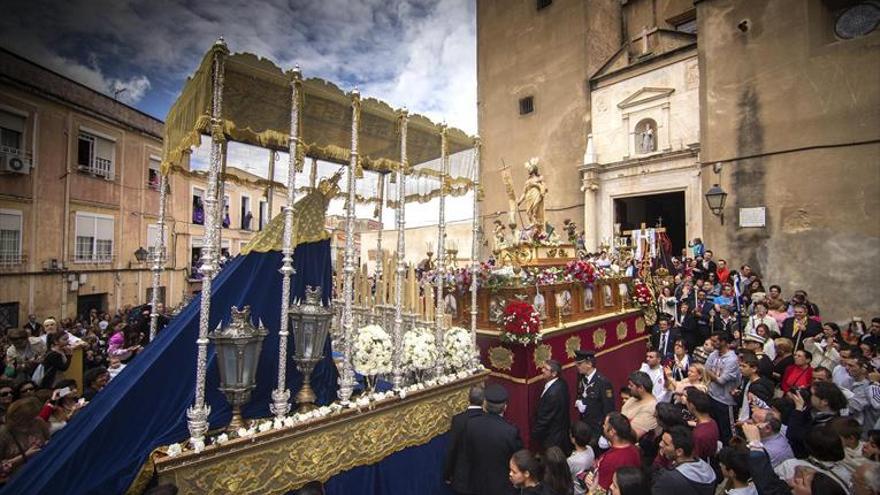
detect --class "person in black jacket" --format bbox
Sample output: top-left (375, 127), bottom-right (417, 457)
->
top-left (40, 332), bottom-right (72, 389)
top-left (785, 380), bottom-right (847, 458)
top-left (675, 301), bottom-right (699, 353)
top-left (732, 350), bottom-right (774, 422)
top-left (463, 383), bottom-right (523, 495)
top-left (652, 426), bottom-right (717, 495)
top-left (444, 385), bottom-right (485, 495)
top-left (780, 304), bottom-right (822, 350)
top-left (573, 350), bottom-right (614, 436)
top-left (741, 334), bottom-right (774, 379)
top-left (651, 317), bottom-right (682, 360)
top-left (533, 360), bottom-right (572, 455)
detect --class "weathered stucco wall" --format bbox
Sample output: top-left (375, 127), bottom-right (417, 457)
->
top-left (696, 0), bottom-right (880, 322)
top-left (477, 0), bottom-right (621, 235)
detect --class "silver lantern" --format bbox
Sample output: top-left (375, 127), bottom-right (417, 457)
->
top-left (209, 306), bottom-right (268, 430)
top-left (290, 286), bottom-right (333, 412)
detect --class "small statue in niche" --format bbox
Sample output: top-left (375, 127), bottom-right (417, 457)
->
top-left (640, 126), bottom-right (655, 154)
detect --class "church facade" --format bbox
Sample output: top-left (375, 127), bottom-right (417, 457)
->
top-left (478, 0), bottom-right (880, 321)
top-left (583, 28), bottom-right (701, 256)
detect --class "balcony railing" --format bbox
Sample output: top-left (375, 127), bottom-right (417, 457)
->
top-left (73, 253), bottom-right (115, 264)
top-left (78, 157), bottom-right (114, 180)
top-left (0, 253), bottom-right (27, 269)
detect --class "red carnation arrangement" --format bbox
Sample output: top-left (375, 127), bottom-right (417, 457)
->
top-left (633, 281), bottom-right (653, 307)
top-left (501, 300), bottom-right (542, 345)
top-left (563, 259), bottom-right (597, 285)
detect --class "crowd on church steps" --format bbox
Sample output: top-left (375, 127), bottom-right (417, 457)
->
top-left (443, 247), bottom-right (880, 495)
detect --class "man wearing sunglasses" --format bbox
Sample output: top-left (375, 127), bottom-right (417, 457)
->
top-left (4, 328), bottom-right (46, 380)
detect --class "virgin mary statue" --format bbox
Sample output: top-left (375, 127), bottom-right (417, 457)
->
top-left (517, 157), bottom-right (548, 234)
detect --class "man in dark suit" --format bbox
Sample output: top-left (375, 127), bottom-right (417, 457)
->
top-left (573, 350), bottom-right (614, 435)
top-left (533, 359), bottom-right (572, 455)
top-left (462, 383), bottom-right (523, 495)
top-left (694, 290), bottom-right (713, 342)
top-left (780, 303), bottom-right (822, 350)
top-left (444, 385), bottom-right (484, 494)
top-left (651, 317), bottom-right (681, 360)
top-left (675, 300), bottom-right (699, 353)
top-left (702, 250), bottom-right (718, 281)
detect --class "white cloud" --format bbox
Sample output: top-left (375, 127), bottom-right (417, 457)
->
top-left (109, 75), bottom-right (151, 104)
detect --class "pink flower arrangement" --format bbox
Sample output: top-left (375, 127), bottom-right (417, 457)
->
top-left (563, 260), bottom-right (597, 285)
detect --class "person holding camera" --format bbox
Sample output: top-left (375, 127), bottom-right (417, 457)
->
top-left (786, 380), bottom-right (848, 458)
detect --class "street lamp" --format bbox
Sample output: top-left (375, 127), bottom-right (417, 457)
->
top-left (289, 286), bottom-right (333, 412)
top-left (704, 184), bottom-right (728, 225)
top-left (134, 246), bottom-right (149, 263)
top-left (209, 306), bottom-right (268, 430)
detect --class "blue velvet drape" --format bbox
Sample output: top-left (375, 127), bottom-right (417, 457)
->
top-left (285, 433), bottom-right (455, 495)
top-left (2, 241), bottom-right (338, 495)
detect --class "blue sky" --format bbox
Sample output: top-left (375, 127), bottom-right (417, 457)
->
top-left (0, 0), bottom-right (476, 133)
top-left (0, 0), bottom-right (477, 226)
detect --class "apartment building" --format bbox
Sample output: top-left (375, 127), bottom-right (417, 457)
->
top-left (0, 48), bottom-right (290, 328)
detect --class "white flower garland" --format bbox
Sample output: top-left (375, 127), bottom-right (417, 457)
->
top-left (443, 326), bottom-right (473, 371)
top-left (353, 324), bottom-right (393, 376)
top-left (403, 327), bottom-right (438, 372)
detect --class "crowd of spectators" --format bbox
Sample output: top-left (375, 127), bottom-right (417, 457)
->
top-left (444, 242), bottom-right (880, 495)
top-left (0, 303), bottom-right (169, 482)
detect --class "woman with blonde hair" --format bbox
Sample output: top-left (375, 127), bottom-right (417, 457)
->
top-left (772, 337), bottom-right (795, 385)
top-left (664, 361), bottom-right (709, 404)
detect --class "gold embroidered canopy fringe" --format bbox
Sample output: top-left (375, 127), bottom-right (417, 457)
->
top-left (161, 45), bottom-right (474, 179)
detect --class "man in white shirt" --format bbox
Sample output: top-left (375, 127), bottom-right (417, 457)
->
top-left (639, 350), bottom-right (669, 402)
top-left (743, 302), bottom-right (779, 336)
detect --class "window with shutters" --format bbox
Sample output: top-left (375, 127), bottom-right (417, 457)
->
top-left (259, 200), bottom-right (268, 230)
top-left (192, 187), bottom-right (205, 225)
top-left (0, 110), bottom-right (24, 153)
top-left (148, 155), bottom-right (161, 190)
top-left (77, 130), bottom-right (115, 180)
top-left (0, 210), bottom-right (23, 265)
top-left (74, 212), bottom-right (114, 262)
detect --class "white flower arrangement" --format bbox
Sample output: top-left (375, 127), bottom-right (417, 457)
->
top-left (167, 443), bottom-right (182, 457)
top-left (443, 326), bottom-right (474, 371)
top-left (353, 324), bottom-right (393, 376)
top-left (403, 327), bottom-right (438, 372)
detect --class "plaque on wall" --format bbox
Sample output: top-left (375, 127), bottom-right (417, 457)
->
top-left (739, 207), bottom-right (766, 228)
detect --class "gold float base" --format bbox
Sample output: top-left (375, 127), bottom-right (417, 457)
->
top-left (143, 371), bottom-right (487, 494)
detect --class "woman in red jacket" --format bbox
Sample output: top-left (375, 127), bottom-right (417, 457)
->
top-left (780, 349), bottom-right (814, 393)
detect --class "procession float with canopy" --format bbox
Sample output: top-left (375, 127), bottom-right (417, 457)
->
top-left (2, 38), bottom-right (650, 495)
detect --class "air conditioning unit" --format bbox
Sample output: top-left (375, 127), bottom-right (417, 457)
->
top-left (0, 149), bottom-right (31, 174)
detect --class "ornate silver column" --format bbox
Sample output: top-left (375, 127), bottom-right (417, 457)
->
top-left (187, 38), bottom-right (227, 446)
top-left (433, 125), bottom-right (448, 376)
top-left (270, 67), bottom-right (302, 419)
top-left (375, 174), bottom-right (384, 282)
top-left (212, 142), bottom-right (228, 278)
top-left (470, 137), bottom-right (481, 368)
top-left (392, 109), bottom-right (408, 390)
top-left (267, 151), bottom-right (276, 222)
top-left (338, 89), bottom-right (360, 403)
top-left (149, 172), bottom-right (168, 342)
